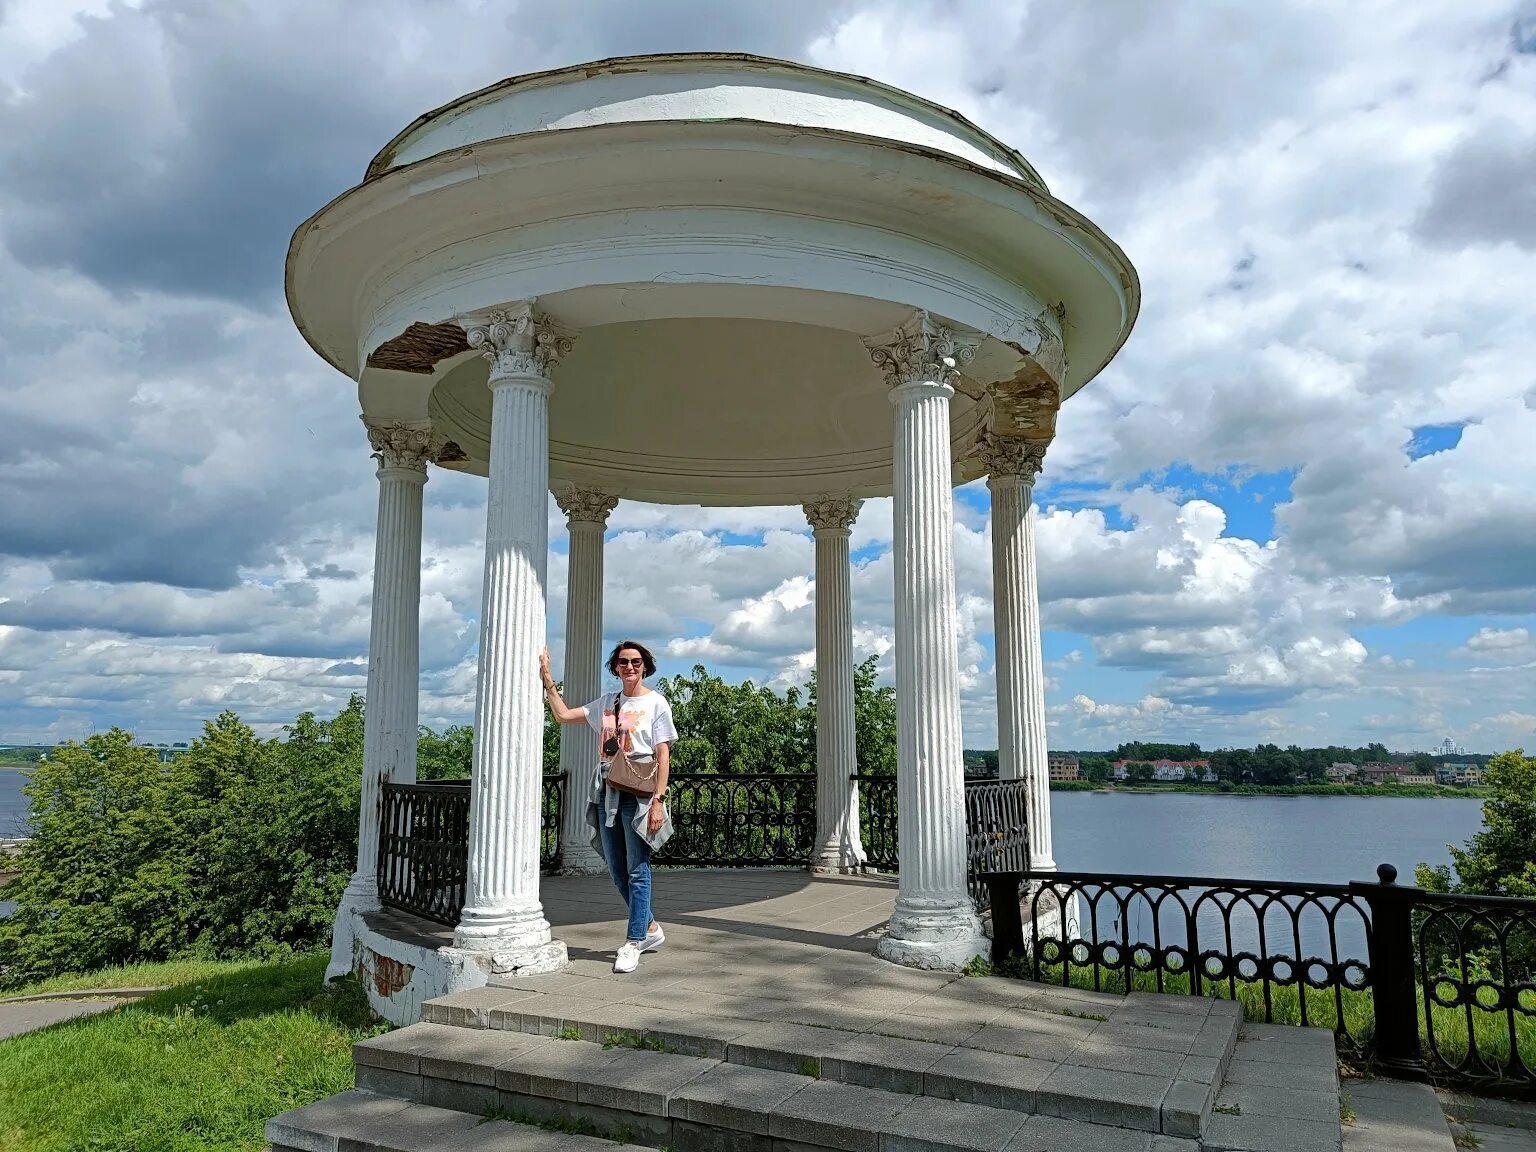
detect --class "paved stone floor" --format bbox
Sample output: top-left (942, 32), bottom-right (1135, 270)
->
top-left (1438, 1088), bottom-right (1536, 1151)
top-left (541, 867), bottom-right (899, 968)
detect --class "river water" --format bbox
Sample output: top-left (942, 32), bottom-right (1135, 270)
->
top-left (0, 769), bottom-right (27, 838)
top-left (1050, 790), bottom-right (1482, 884)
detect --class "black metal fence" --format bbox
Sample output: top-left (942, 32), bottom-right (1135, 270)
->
top-left (855, 774), bottom-right (898, 870)
top-left (377, 775), bottom-right (563, 922)
top-left (983, 863), bottom-right (1536, 1093)
top-left (654, 774), bottom-right (818, 866)
top-left (853, 774), bottom-right (1030, 909)
top-left (377, 780), bottom-right (470, 924)
top-left (378, 771), bottom-right (1029, 919)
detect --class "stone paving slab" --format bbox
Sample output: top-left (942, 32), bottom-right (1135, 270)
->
top-left (879, 1092), bottom-right (1029, 1152)
top-left (1004, 1114), bottom-right (1177, 1152)
top-left (670, 1061), bottom-right (808, 1135)
top-left (1207, 1031), bottom-right (1344, 1151)
top-left (1205, 1112), bottom-right (1342, 1152)
top-left (768, 1078), bottom-right (913, 1152)
top-left (1341, 1079), bottom-right (1456, 1152)
top-left (265, 1091), bottom-right (654, 1152)
top-left (922, 1046), bottom-right (1056, 1113)
top-left (1033, 1062), bottom-right (1173, 1132)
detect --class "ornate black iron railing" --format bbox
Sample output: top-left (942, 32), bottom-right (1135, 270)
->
top-left (378, 775), bottom-right (564, 926)
top-left (964, 778), bottom-right (1031, 910)
top-left (986, 868), bottom-right (1374, 1052)
top-left (654, 773), bottom-right (818, 866)
top-left (541, 773), bottom-right (562, 872)
top-left (380, 770), bottom-right (1031, 921)
top-left (377, 780), bottom-right (470, 925)
top-left (983, 863), bottom-right (1536, 1093)
top-left (855, 774), bottom-right (1031, 909)
top-left (1415, 888), bottom-right (1536, 1091)
top-left (854, 773), bottom-right (898, 870)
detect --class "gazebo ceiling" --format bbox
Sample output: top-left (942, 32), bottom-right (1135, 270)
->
top-left (286, 52), bottom-right (1139, 506)
top-left (418, 292), bottom-right (1000, 505)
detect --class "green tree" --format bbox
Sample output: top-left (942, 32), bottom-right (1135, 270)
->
top-left (1417, 749), bottom-right (1536, 897)
top-left (418, 724), bottom-right (474, 780)
top-left (0, 701), bottom-right (365, 989)
top-left (0, 730), bottom-right (186, 982)
top-left (1125, 761), bottom-right (1154, 784)
top-left (1081, 757), bottom-right (1111, 784)
top-left (851, 656), bottom-right (896, 776)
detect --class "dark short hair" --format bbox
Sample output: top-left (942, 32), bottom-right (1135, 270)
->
top-left (607, 640), bottom-right (657, 678)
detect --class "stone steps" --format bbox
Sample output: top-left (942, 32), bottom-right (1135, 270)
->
top-left (268, 971), bottom-right (1355, 1151)
top-left (272, 1026), bottom-right (1211, 1152)
top-left (415, 981), bottom-right (1245, 1137)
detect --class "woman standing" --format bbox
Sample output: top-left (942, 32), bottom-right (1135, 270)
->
top-left (540, 640), bottom-right (675, 973)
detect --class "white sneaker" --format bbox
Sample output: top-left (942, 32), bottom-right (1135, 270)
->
top-left (641, 924), bottom-right (665, 953)
top-left (614, 941), bottom-right (641, 973)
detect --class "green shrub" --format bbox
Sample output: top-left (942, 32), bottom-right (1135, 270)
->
top-left (0, 701), bottom-right (365, 989)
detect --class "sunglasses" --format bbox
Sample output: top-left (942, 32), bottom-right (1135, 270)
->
top-left (614, 658), bottom-right (645, 668)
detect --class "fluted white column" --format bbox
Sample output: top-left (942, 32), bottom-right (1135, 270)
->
top-left (451, 302), bottom-right (572, 974)
top-left (866, 313), bottom-right (987, 970)
top-left (555, 485), bottom-right (618, 875)
top-left (327, 421), bottom-right (430, 982)
top-left (804, 496), bottom-right (865, 873)
top-left (981, 434), bottom-right (1056, 870)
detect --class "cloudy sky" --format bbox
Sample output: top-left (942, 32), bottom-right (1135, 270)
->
top-left (0, 1), bottom-right (1532, 754)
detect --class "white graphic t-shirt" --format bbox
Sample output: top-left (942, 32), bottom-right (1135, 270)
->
top-left (584, 690), bottom-right (678, 762)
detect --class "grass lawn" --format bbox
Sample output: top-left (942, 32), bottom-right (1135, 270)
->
top-left (0, 952), bottom-right (387, 1152)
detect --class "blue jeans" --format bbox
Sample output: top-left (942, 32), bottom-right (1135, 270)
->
top-left (598, 789), bottom-right (653, 943)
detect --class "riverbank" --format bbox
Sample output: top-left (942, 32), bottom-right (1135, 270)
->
top-left (1050, 780), bottom-right (1487, 799)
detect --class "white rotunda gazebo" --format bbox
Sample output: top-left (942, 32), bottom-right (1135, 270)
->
top-left (287, 52), bottom-right (1137, 1015)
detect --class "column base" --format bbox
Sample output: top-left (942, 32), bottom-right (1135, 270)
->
top-left (809, 844), bottom-right (866, 875)
top-left (809, 861), bottom-right (866, 876)
top-left (559, 840), bottom-right (609, 877)
top-left (441, 939), bottom-right (569, 978)
top-left (876, 896), bottom-right (989, 971)
top-left (453, 906), bottom-right (568, 975)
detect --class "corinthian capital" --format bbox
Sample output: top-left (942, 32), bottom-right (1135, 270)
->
top-left (459, 301), bottom-right (575, 382)
top-left (977, 433), bottom-right (1048, 481)
top-left (864, 312), bottom-right (981, 390)
top-left (364, 420), bottom-right (434, 473)
top-left (554, 484), bottom-right (619, 526)
top-left (803, 495), bottom-right (863, 532)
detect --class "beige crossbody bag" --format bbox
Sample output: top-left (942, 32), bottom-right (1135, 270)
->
top-left (603, 693), bottom-right (659, 798)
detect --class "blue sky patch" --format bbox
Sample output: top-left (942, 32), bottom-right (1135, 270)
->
top-left (1406, 423), bottom-right (1465, 460)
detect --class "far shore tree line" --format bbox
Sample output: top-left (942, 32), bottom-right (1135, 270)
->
top-left (965, 740), bottom-right (1494, 789)
top-left (0, 661), bottom-right (1529, 991)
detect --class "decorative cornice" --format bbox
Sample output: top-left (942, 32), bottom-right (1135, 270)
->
top-left (977, 433), bottom-right (1048, 481)
top-left (364, 420), bottom-right (434, 473)
top-left (802, 495), bottom-right (862, 532)
top-left (459, 301), bottom-right (575, 382)
top-left (864, 311), bottom-right (981, 390)
top-left (554, 485), bottom-right (619, 526)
